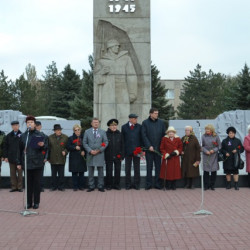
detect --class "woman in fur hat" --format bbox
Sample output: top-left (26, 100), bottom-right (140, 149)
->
top-left (160, 126), bottom-right (183, 190)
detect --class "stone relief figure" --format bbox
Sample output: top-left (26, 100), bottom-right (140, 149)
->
top-left (94, 39), bottom-right (137, 127)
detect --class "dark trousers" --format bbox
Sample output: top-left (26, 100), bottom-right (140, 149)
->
top-left (9, 162), bottom-right (23, 190)
top-left (204, 171), bottom-right (217, 188)
top-left (72, 172), bottom-right (84, 189)
top-left (106, 160), bottom-right (121, 187)
top-left (40, 165), bottom-right (45, 189)
top-left (51, 164), bottom-right (65, 189)
top-left (145, 152), bottom-right (162, 188)
top-left (125, 156), bottom-right (140, 187)
top-left (27, 169), bottom-right (42, 205)
top-left (248, 173), bottom-right (250, 187)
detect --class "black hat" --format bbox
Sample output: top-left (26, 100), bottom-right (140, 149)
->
top-left (107, 119), bottom-right (119, 126)
top-left (35, 121), bottom-right (41, 126)
top-left (226, 126), bottom-right (236, 134)
top-left (128, 114), bottom-right (138, 118)
top-left (11, 121), bottom-right (19, 125)
top-left (53, 124), bottom-right (63, 131)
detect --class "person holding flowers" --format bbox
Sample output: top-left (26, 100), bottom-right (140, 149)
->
top-left (181, 126), bottom-right (201, 189)
top-left (160, 126), bottom-right (183, 190)
top-left (221, 127), bottom-right (244, 190)
top-left (121, 114), bottom-right (142, 190)
top-left (105, 119), bottom-right (124, 190)
top-left (83, 118), bottom-right (108, 192)
top-left (67, 124), bottom-right (87, 191)
top-left (201, 124), bottom-right (221, 191)
top-left (48, 124), bottom-right (68, 191)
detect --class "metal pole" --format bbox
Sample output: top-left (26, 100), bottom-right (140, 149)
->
top-left (20, 129), bottom-right (38, 216)
top-left (193, 121), bottom-right (212, 215)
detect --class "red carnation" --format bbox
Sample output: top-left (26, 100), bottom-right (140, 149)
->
top-left (212, 141), bottom-right (218, 146)
top-left (117, 154), bottom-right (121, 159)
top-left (101, 142), bottom-right (106, 147)
top-left (60, 142), bottom-right (64, 146)
top-left (238, 145), bottom-right (241, 149)
top-left (73, 139), bottom-right (78, 144)
top-left (185, 141), bottom-right (189, 144)
top-left (42, 151), bottom-right (46, 155)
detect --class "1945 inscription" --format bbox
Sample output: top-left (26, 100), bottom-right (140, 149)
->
top-left (108, 0), bottom-right (136, 13)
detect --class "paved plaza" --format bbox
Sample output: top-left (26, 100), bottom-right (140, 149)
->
top-left (0, 187), bottom-right (250, 250)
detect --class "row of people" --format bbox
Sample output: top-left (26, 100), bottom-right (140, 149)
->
top-left (0, 110), bottom-right (249, 209)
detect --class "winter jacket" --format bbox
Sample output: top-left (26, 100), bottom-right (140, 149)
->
top-left (121, 122), bottom-right (142, 156)
top-left (48, 133), bottom-right (68, 165)
top-left (221, 136), bottom-right (244, 172)
top-left (3, 130), bottom-right (22, 163)
top-left (0, 131), bottom-right (5, 158)
top-left (66, 133), bottom-right (87, 172)
top-left (105, 128), bottom-right (124, 162)
top-left (17, 129), bottom-right (48, 170)
top-left (141, 117), bottom-right (166, 151)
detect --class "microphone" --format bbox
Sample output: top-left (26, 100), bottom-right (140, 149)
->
top-left (27, 126), bottom-right (31, 131)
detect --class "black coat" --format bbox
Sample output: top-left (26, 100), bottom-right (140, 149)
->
top-left (3, 130), bottom-right (22, 164)
top-left (121, 122), bottom-right (142, 156)
top-left (105, 129), bottom-right (124, 162)
top-left (0, 131), bottom-right (5, 158)
top-left (221, 136), bottom-right (244, 171)
top-left (141, 117), bottom-right (166, 151)
top-left (18, 129), bottom-right (48, 170)
top-left (66, 133), bottom-right (87, 173)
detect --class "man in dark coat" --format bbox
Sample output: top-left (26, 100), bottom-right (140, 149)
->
top-left (3, 121), bottom-right (23, 192)
top-left (17, 116), bottom-right (48, 209)
top-left (121, 114), bottom-right (142, 190)
top-left (48, 124), bottom-right (68, 191)
top-left (35, 121), bottom-right (48, 192)
top-left (142, 108), bottom-right (166, 190)
top-left (105, 119), bottom-right (124, 190)
top-left (0, 129), bottom-right (6, 187)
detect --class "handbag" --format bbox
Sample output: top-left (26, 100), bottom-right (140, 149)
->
top-left (217, 150), bottom-right (224, 162)
top-left (234, 151), bottom-right (244, 170)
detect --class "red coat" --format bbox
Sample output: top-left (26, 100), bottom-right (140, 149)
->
top-left (160, 135), bottom-right (183, 180)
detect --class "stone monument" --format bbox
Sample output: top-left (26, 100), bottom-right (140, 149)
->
top-left (93, 0), bottom-right (151, 128)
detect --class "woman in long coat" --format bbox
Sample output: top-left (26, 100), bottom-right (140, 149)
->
top-left (202, 124), bottom-right (221, 190)
top-left (221, 126), bottom-right (244, 190)
top-left (67, 124), bottom-right (87, 191)
top-left (160, 126), bottom-right (183, 190)
top-left (181, 126), bottom-right (201, 189)
top-left (243, 125), bottom-right (250, 187)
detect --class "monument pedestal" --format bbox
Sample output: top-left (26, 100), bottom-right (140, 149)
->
top-left (93, 0), bottom-right (151, 128)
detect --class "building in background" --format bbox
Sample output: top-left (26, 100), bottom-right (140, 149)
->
top-left (160, 80), bottom-right (186, 118)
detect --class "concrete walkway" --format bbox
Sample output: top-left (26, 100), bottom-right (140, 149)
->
top-left (0, 187), bottom-right (249, 249)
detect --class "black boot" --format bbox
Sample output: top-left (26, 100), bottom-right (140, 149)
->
top-left (189, 178), bottom-right (195, 189)
top-left (164, 180), bottom-right (170, 190)
top-left (184, 178), bottom-right (189, 188)
top-left (234, 182), bottom-right (239, 190)
top-left (171, 180), bottom-right (176, 190)
top-left (226, 181), bottom-right (231, 189)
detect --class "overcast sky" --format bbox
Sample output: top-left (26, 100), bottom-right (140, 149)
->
top-left (1, 0), bottom-right (250, 81)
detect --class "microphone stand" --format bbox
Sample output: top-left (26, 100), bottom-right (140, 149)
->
top-left (20, 128), bottom-right (38, 216)
top-left (193, 121), bottom-right (212, 215)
